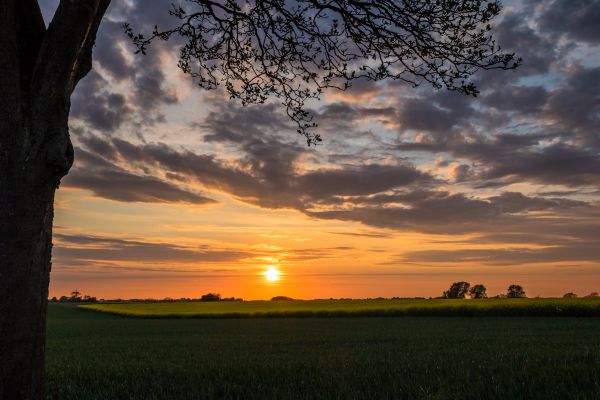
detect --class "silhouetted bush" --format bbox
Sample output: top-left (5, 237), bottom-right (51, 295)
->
top-left (444, 282), bottom-right (470, 299)
top-left (271, 296), bottom-right (294, 301)
top-left (199, 293), bottom-right (221, 302)
top-left (507, 285), bottom-right (526, 298)
top-left (469, 284), bottom-right (488, 299)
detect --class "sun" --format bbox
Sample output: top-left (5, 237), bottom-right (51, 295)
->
top-left (264, 266), bottom-right (280, 282)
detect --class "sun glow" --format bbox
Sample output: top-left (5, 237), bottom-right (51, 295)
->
top-left (264, 266), bottom-right (280, 282)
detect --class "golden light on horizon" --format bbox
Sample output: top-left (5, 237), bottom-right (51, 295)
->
top-left (264, 266), bottom-right (281, 282)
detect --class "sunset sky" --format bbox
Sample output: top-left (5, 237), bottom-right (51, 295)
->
top-left (40, 0), bottom-right (600, 299)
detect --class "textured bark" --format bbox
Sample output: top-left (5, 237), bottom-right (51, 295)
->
top-left (0, 1), bottom-right (109, 398)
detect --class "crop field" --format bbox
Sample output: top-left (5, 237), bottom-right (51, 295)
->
top-left (79, 297), bottom-right (600, 318)
top-left (46, 303), bottom-right (600, 399)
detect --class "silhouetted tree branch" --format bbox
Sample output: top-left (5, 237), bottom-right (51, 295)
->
top-left (125, 0), bottom-right (520, 145)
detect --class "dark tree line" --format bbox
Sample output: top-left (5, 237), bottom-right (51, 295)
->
top-left (49, 290), bottom-right (97, 303)
top-left (443, 282), bottom-right (527, 299)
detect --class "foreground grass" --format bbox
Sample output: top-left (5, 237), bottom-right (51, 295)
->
top-left (79, 298), bottom-right (600, 318)
top-left (47, 304), bottom-right (600, 399)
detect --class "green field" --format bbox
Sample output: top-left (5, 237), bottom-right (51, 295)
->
top-left (79, 297), bottom-right (600, 318)
top-left (47, 303), bottom-right (600, 399)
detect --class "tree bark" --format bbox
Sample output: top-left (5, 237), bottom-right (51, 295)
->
top-left (0, 1), bottom-right (109, 398)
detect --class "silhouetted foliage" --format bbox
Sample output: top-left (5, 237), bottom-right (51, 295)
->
top-left (507, 285), bottom-right (526, 298)
top-left (199, 293), bottom-right (222, 302)
top-left (444, 282), bottom-right (471, 299)
top-left (54, 291), bottom-right (97, 303)
top-left (563, 292), bottom-right (578, 298)
top-left (125, 0), bottom-right (520, 144)
top-left (586, 292), bottom-right (599, 298)
top-left (271, 296), bottom-right (295, 301)
top-left (469, 284), bottom-right (488, 299)
top-left (221, 297), bottom-right (244, 301)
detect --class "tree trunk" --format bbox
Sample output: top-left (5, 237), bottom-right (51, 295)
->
top-left (0, 1), bottom-right (110, 398)
top-left (0, 169), bottom-right (58, 399)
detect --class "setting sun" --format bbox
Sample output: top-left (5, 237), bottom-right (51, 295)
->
top-left (264, 266), bottom-right (281, 282)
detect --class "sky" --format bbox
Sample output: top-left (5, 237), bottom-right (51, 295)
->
top-left (40, 0), bottom-right (600, 300)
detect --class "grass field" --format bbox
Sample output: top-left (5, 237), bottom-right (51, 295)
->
top-left (47, 303), bottom-right (600, 399)
top-left (79, 297), bottom-right (600, 318)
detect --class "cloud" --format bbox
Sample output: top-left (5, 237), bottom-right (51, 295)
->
top-left (489, 11), bottom-right (557, 78)
top-left (63, 146), bottom-right (216, 205)
top-left (70, 71), bottom-right (134, 132)
top-left (53, 233), bottom-right (253, 265)
top-left (539, 0), bottom-right (600, 44)
top-left (482, 85), bottom-right (548, 115)
top-left (545, 66), bottom-right (600, 142)
top-left (398, 241), bottom-right (600, 266)
top-left (64, 0), bottom-right (183, 133)
top-left (328, 231), bottom-right (393, 239)
top-left (52, 232), bottom-right (358, 270)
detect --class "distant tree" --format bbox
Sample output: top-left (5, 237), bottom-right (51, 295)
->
top-left (221, 297), bottom-right (243, 302)
top-left (69, 290), bottom-right (82, 301)
top-left (444, 282), bottom-right (471, 299)
top-left (48, 297), bottom-right (57, 303)
top-left (507, 285), bottom-right (526, 298)
top-left (585, 292), bottom-right (599, 298)
top-left (563, 292), bottom-right (578, 298)
top-left (469, 284), bottom-right (488, 299)
top-left (199, 293), bottom-right (221, 302)
top-left (271, 296), bottom-right (295, 301)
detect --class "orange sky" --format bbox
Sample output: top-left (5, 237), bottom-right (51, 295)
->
top-left (50, 187), bottom-right (600, 299)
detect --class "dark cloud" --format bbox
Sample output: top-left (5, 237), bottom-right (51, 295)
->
top-left (64, 0), bottom-right (183, 132)
top-left (399, 241), bottom-right (600, 266)
top-left (486, 192), bottom-right (585, 213)
top-left (93, 20), bottom-right (134, 80)
top-left (70, 71), bottom-right (133, 132)
top-left (306, 189), bottom-right (591, 235)
top-left (482, 85), bottom-right (548, 115)
top-left (539, 0), bottom-right (600, 44)
top-left (316, 102), bottom-right (397, 132)
top-left (53, 233), bottom-right (356, 269)
top-left (493, 12), bottom-right (557, 77)
top-left (545, 66), bottom-right (600, 141)
top-left (53, 233), bottom-right (252, 265)
top-left (70, 130), bottom-right (432, 211)
top-left (477, 144), bottom-right (600, 188)
top-left (398, 91), bottom-right (476, 135)
top-left (63, 147), bottom-right (216, 205)
top-left (131, 53), bottom-right (179, 123)
top-left (328, 231), bottom-right (392, 239)
top-left (298, 164), bottom-right (427, 200)
top-left (397, 130), bottom-right (600, 189)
